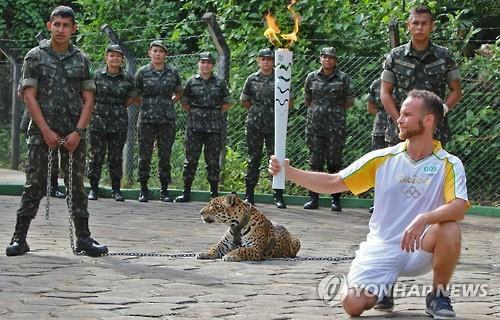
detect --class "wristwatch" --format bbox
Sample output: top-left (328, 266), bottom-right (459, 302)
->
top-left (74, 128), bottom-right (86, 136)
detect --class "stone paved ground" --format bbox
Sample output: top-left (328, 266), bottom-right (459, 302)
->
top-left (0, 195), bottom-right (498, 320)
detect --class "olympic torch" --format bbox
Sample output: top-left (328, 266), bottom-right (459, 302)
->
top-left (273, 50), bottom-right (292, 189)
top-left (264, 1), bottom-right (300, 190)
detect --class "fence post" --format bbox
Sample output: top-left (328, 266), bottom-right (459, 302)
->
top-left (101, 24), bottom-right (138, 185)
top-left (389, 19), bottom-right (401, 49)
top-left (202, 12), bottom-right (231, 186)
top-left (0, 40), bottom-right (22, 170)
top-left (202, 12), bottom-right (230, 81)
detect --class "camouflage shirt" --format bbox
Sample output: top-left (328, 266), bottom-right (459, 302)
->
top-left (182, 74), bottom-right (231, 133)
top-left (368, 79), bottom-right (388, 136)
top-left (240, 70), bottom-right (275, 133)
top-left (135, 63), bottom-right (181, 124)
top-left (381, 41), bottom-right (460, 107)
top-left (20, 39), bottom-right (96, 136)
top-left (304, 67), bottom-right (355, 136)
top-left (90, 67), bottom-right (137, 132)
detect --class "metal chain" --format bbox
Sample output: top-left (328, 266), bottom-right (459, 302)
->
top-left (275, 255), bottom-right (355, 262)
top-left (99, 252), bottom-right (353, 261)
top-left (105, 252), bottom-right (196, 258)
top-left (45, 148), bottom-right (53, 220)
top-left (67, 151), bottom-right (79, 255)
top-left (58, 147), bottom-right (354, 261)
top-left (45, 140), bottom-right (64, 220)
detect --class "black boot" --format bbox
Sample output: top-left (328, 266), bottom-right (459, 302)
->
top-left (244, 184), bottom-right (255, 205)
top-left (87, 179), bottom-right (99, 200)
top-left (159, 179), bottom-right (173, 202)
top-left (111, 179), bottom-right (125, 202)
top-left (6, 216), bottom-right (32, 256)
top-left (209, 182), bottom-right (219, 199)
top-left (50, 169), bottom-right (65, 198)
top-left (73, 217), bottom-right (108, 257)
top-left (274, 189), bottom-right (287, 209)
top-left (50, 184), bottom-right (66, 198)
top-left (331, 193), bottom-right (342, 212)
top-left (303, 191), bottom-right (319, 209)
top-left (138, 181), bottom-right (148, 202)
top-left (175, 186), bottom-right (191, 202)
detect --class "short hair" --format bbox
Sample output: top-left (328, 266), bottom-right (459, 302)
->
top-left (407, 90), bottom-right (443, 127)
top-left (409, 5), bottom-right (434, 22)
top-left (50, 6), bottom-right (76, 24)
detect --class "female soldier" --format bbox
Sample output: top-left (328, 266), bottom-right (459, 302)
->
top-left (87, 45), bottom-right (137, 201)
top-left (135, 41), bottom-right (182, 202)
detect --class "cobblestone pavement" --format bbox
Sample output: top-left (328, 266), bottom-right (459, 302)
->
top-left (0, 195), bottom-right (498, 319)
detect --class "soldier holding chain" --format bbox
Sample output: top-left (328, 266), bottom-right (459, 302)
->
top-left (6, 6), bottom-right (107, 257)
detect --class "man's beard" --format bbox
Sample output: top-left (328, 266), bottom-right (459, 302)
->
top-left (399, 120), bottom-right (424, 140)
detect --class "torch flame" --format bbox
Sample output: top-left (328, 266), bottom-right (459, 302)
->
top-left (281, 0), bottom-right (300, 48)
top-left (264, 0), bottom-right (300, 49)
top-left (264, 12), bottom-right (282, 47)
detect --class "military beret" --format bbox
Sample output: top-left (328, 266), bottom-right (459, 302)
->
top-left (320, 47), bottom-right (337, 58)
top-left (149, 40), bottom-right (167, 52)
top-left (258, 48), bottom-right (274, 58)
top-left (199, 51), bottom-right (216, 62)
top-left (106, 44), bottom-right (124, 55)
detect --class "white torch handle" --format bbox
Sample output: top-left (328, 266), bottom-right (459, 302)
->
top-left (273, 49), bottom-right (293, 190)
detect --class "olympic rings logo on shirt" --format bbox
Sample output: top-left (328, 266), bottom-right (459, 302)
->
top-left (401, 186), bottom-right (422, 199)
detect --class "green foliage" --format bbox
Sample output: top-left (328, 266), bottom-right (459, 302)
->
top-left (1, 1), bottom-right (498, 205)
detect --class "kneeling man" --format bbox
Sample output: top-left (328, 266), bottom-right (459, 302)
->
top-left (269, 89), bottom-right (469, 319)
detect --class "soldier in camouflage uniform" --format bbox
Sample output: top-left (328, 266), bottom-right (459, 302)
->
top-left (6, 6), bottom-right (107, 257)
top-left (241, 48), bottom-right (288, 209)
top-left (367, 79), bottom-right (389, 151)
top-left (303, 47), bottom-right (355, 211)
top-left (87, 45), bottom-right (137, 202)
top-left (175, 52), bottom-right (231, 202)
top-left (135, 41), bottom-right (182, 202)
top-left (381, 5), bottom-right (462, 146)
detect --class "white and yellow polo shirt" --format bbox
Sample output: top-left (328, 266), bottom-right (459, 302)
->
top-left (338, 140), bottom-right (469, 244)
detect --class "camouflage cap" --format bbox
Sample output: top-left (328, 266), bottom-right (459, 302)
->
top-left (149, 40), bottom-right (167, 52)
top-left (320, 47), bottom-right (337, 58)
top-left (199, 51), bottom-right (215, 62)
top-left (105, 44), bottom-right (124, 55)
top-left (258, 48), bottom-right (274, 58)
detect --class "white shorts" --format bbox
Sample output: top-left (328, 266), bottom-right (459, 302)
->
top-left (345, 229), bottom-right (433, 303)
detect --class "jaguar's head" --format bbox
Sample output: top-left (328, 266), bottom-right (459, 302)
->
top-left (200, 193), bottom-right (249, 226)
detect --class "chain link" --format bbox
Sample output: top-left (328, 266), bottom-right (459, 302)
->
top-left (67, 151), bottom-right (78, 254)
top-left (45, 140), bottom-right (65, 220)
top-left (45, 148), bottom-right (53, 220)
top-left (275, 255), bottom-right (355, 262)
top-left (105, 252), bottom-right (197, 258)
top-left (98, 252), bottom-right (353, 261)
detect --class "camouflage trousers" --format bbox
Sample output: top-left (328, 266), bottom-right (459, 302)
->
top-left (17, 134), bottom-right (89, 218)
top-left (137, 123), bottom-right (176, 184)
top-left (372, 135), bottom-right (388, 151)
top-left (306, 133), bottom-right (345, 173)
top-left (87, 130), bottom-right (127, 182)
top-left (245, 126), bottom-right (274, 186)
top-left (182, 129), bottom-right (222, 186)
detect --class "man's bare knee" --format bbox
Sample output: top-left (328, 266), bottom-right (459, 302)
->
top-left (438, 221), bottom-right (461, 247)
top-left (342, 288), bottom-right (377, 316)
